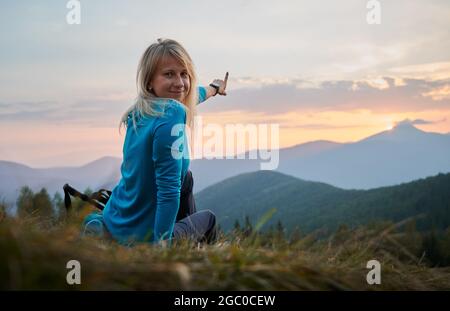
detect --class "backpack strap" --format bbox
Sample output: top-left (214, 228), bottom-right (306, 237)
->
top-left (63, 184), bottom-right (111, 211)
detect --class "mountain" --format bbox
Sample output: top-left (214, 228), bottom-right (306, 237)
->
top-left (189, 140), bottom-right (343, 192)
top-left (1, 125), bottom-right (449, 205)
top-left (363, 122), bottom-right (433, 142)
top-left (275, 123), bottom-right (450, 189)
top-left (195, 170), bottom-right (450, 234)
top-left (0, 156), bottom-right (121, 205)
top-left (191, 124), bottom-right (450, 191)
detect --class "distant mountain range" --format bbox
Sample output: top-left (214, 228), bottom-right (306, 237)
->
top-left (0, 156), bottom-right (121, 205)
top-left (1, 124), bottom-right (449, 206)
top-left (191, 123), bottom-right (450, 191)
top-left (195, 170), bottom-right (450, 234)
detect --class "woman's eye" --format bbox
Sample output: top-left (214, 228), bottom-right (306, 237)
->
top-left (165, 72), bottom-right (173, 77)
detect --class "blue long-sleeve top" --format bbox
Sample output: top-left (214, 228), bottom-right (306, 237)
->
top-left (103, 86), bottom-right (207, 244)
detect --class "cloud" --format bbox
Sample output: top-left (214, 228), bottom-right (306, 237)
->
top-left (388, 62), bottom-right (450, 81)
top-left (394, 118), bottom-right (443, 127)
top-left (0, 98), bottom-right (129, 126)
top-left (0, 101), bottom-right (58, 114)
top-left (280, 123), bottom-right (364, 130)
top-left (421, 84), bottom-right (450, 101)
top-left (199, 77), bottom-right (450, 115)
top-left (2, 77), bottom-right (449, 127)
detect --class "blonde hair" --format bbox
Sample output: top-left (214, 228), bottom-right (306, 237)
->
top-left (120, 38), bottom-right (198, 132)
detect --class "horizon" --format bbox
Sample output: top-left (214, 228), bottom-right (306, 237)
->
top-left (1, 1), bottom-right (449, 167)
top-left (2, 122), bottom-right (447, 169)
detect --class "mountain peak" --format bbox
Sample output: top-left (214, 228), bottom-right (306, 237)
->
top-left (361, 122), bottom-right (428, 143)
top-left (392, 121), bottom-right (422, 132)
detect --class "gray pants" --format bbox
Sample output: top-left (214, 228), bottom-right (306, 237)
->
top-left (173, 209), bottom-right (217, 244)
top-left (173, 170), bottom-right (217, 244)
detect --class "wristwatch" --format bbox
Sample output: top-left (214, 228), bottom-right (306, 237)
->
top-left (209, 83), bottom-right (220, 96)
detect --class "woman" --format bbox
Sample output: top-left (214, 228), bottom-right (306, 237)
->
top-left (86, 38), bottom-right (228, 245)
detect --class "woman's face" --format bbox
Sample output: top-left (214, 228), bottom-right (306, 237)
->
top-left (150, 55), bottom-right (190, 103)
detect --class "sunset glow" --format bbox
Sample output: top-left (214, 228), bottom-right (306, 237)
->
top-left (0, 1), bottom-right (449, 167)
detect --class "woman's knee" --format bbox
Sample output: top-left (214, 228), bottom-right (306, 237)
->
top-left (200, 209), bottom-right (216, 226)
top-left (201, 210), bottom-right (217, 243)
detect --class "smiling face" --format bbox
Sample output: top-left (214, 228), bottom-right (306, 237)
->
top-left (150, 55), bottom-right (191, 103)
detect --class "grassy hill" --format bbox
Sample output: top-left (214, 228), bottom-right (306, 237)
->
top-left (196, 171), bottom-right (450, 234)
top-left (1, 210), bottom-right (450, 290)
top-left (2, 172), bottom-right (450, 290)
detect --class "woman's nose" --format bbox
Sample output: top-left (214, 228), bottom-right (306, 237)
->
top-left (173, 75), bottom-right (184, 87)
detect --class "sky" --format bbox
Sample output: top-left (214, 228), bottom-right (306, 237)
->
top-left (0, 0), bottom-right (449, 167)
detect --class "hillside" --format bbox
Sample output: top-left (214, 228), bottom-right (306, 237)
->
top-left (196, 171), bottom-right (450, 234)
top-left (1, 212), bottom-right (450, 290)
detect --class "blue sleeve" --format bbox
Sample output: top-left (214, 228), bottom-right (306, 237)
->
top-left (197, 86), bottom-right (207, 105)
top-left (152, 102), bottom-right (186, 243)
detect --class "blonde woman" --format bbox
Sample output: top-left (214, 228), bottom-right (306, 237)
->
top-left (85, 39), bottom-right (228, 245)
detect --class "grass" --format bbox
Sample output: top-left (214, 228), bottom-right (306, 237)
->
top-left (1, 206), bottom-right (450, 290)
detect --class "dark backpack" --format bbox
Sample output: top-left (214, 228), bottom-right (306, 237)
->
top-left (63, 184), bottom-right (111, 211)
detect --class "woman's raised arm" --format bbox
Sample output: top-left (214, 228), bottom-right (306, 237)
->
top-left (197, 72), bottom-right (229, 104)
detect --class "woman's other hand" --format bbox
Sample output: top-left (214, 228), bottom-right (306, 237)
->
top-left (210, 72), bottom-right (229, 96)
